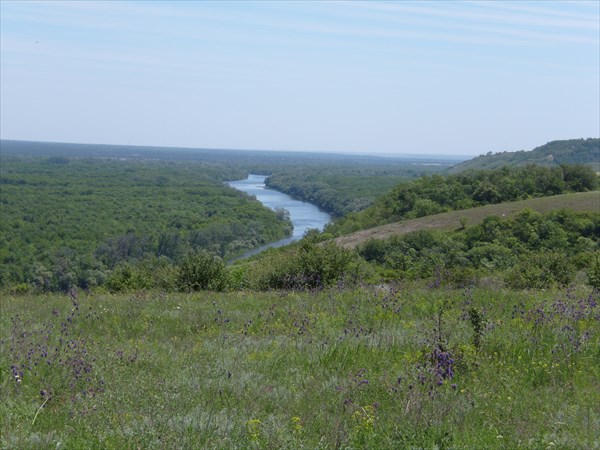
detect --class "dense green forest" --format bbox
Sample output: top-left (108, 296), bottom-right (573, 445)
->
top-left (2, 140), bottom-right (455, 218)
top-left (67, 207), bottom-right (600, 294)
top-left (264, 159), bottom-right (455, 217)
top-left (0, 155), bottom-right (291, 290)
top-left (328, 164), bottom-right (599, 236)
top-left (0, 140), bottom-right (459, 291)
top-left (448, 138), bottom-right (600, 173)
top-left (266, 169), bottom-right (417, 217)
top-left (264, 139), bottom-right (599, 215)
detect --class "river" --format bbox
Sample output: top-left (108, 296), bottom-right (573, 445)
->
top-left (226, 174), bottom-right (331, 259)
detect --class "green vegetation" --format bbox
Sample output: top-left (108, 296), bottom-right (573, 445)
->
top-left (2, 286), bottom-right (598, 448)
top-left (328, 164), bottom-right (599, 236)
top-left (79, 238), bottom-right (359, 293)
top-left (2, 139), bottom-right (600, 448)
top-left (357, 208), bottom-right (600, 288)
top-left (0, 155), bottom-right (291, 290)
top-left (448, 138), bottom-right (600, 173)
top-left (0, 141), bottom-right (460, 292)
top-left (240, 238), bottom-right (360, 291)
top-left (266, 163), bottom-right (449, 217)
top-left (334, 191), bottom-right (600, 250)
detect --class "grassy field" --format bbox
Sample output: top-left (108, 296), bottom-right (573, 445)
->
top-left (2, 284), bottom-right (598, 448)
top-left (335, 191), bottom-right (600, 249)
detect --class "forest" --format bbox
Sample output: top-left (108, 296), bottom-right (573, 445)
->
top-left (1, 142), bottom-right (599, 294)
top-left (0, 155), bottom-right (290, 290)
top-left (0, 141), bottom-right (446, 291)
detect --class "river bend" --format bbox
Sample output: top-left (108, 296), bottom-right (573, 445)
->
top-left (227, 174), bottom-right (331, 259)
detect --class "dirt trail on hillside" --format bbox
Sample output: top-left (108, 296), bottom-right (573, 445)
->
top-left (334, 191), bottom-right (600, 249)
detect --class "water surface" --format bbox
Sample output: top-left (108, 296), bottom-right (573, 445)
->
top-left (227, 174), bottom-right (331, 259)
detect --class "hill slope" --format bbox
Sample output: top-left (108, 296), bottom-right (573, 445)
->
top-left (334, 191), bottom-right (600, 249)
top-left (448, 138), bottom-right (599, 173)
top-left (327, 164), bottom-right (599, 236)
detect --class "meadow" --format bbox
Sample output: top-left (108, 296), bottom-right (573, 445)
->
top-left (2, 283), bottom-right (598, 449)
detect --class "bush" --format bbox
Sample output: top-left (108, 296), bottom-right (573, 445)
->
top-left (588, 253), bottom-right (600, 290)
top-left (104, 258), bottom-right (176, 292)
top-left (176, 250), bottom-right (227, 292)
top-left (358, 239), bottom-right (388, 264)
top-left (254, 241), bottom-right (359, 290)
top-left (504, 252), bottom-right (575, 289)
top-left (105, 263), bottom-right (153, 292)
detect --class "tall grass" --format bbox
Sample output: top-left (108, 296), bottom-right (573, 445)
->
top-left (1, 284), bottom-right (598, 448)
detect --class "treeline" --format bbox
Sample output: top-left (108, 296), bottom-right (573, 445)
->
top-left (99, 238), bottom-right (360, 293)
top-left (265, 164), bottom-right (444, 216)
top-left (448, 138), bottom-right (600, 173)
top-left (32, 208), bottom-right (600, 294)
top-left (359, 208), bottom-right (600, 289)
top-left (329, 164), bottom-right (599, 235)
top-left (0, 156), bottom-right (291, 290)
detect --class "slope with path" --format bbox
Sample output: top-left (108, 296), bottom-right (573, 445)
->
top-left (334, 191), bottom-right (600, 249)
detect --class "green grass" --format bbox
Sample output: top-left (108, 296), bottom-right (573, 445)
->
top-left (2, 285), bottom-right (599, 448)
top-left (335, 191), bottom-right (600, 249)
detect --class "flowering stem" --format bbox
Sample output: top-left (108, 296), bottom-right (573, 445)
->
top-left (32, 397), bottom-right (49, 427)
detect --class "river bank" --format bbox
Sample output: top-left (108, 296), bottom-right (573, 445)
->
top-left (226, 174), bottom-right (331, 260)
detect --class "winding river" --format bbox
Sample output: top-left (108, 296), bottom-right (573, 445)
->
top-left (227, 174), bottom-right (331, 259)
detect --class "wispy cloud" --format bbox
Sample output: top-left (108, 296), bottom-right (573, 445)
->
top-left (1, 1), bottom-right (598, 154)
top-left (349, 1), bottom-right (599, 29)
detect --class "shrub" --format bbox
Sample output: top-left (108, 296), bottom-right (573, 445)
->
top-left (358, 239), bottom-right (388, 264)
top-left (105, 263), bottom-right (153, 292)
top-left (176, 250), bottom-right (227, 292)
top-left (255, 241), bottom-right (359, 290)
top-left (504, 252), bottom-right (575, 289)
top-left (467, 243), bottom-right (517, 270)
top-left (588, 253), bottom-right (600, 290)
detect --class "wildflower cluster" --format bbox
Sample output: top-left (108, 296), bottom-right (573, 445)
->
top-left (245, 419), bottom-right (262, 442)
top-left (5, 292), bottom-right (104, 411)
top-left (415, 346), bottom-right (457, 394)
top-left (352, 404), bottom-right (377, 432)
top-left (291, 416), bottom-right (303, 436)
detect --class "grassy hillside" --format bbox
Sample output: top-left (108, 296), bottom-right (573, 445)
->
top-left (335, 191), bottom-right (600, 249)
top-left (2, 286), bottom-right (598, 448)
top-left (327, 164), bottom-right (599, 237)
top-left (448, 138), bottom-right (600, 173)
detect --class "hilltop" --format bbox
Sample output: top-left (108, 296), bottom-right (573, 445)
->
top-left (447, 138), bottom-right (599, 173)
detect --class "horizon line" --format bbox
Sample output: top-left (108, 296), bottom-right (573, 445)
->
top-left (0, 138), bottom-right (475, 160)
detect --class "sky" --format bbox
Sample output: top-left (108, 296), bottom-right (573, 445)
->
top-left (1, 1), bottom-right (599, 157)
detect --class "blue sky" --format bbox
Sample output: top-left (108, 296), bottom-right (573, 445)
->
top-left (1, 1), bottom-right (598, 156)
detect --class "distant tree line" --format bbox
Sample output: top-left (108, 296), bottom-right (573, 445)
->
top-left (448, 138), bottom-right (599, 173)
